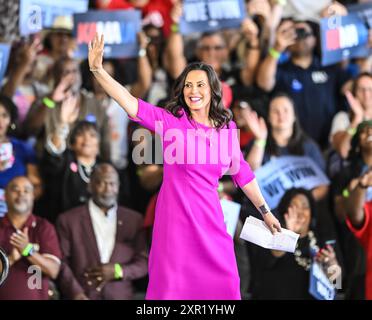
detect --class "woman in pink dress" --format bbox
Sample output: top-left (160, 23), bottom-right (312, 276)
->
top-left (88, 33), bottom-right (281, 300)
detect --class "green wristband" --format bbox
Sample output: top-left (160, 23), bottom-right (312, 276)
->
top-left (114, 263), bottom-right (123, 280)
top-left (218, 182), bottom-right (224, 193)
top-left (342, 188), bottom-right (350, 198)
top-left (254, 139), bottom-right (267, 148)
top-left (171, 23), bottom-right (179, 33)
top-left (269, 47), bottom-right (281, 60)
top-left (42, 97), bottom-right (56, 109)
top-left (22, 243), bottom-right (34, 257)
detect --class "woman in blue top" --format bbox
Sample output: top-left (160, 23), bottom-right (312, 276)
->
top-left (243, 92), bottom-right (328, 201)
top-left (0, 95), bottom-right (39, 216)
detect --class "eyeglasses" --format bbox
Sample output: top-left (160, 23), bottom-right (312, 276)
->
top-left (198, 45), bottom-right (226, 51)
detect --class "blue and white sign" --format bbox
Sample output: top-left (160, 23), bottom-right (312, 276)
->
top-left (309, 262), bottom-right (336, 300)
top-left (320, 12), bottom-right (371, 66)
top-left (180, 0), bottom-right (246, 35)
top-left (73, 10), bottom-right (142, 59)
top-left (0, 44), bottom-right (11, 86)
top-left (19, 0), bottom-right (88, 36)
top-left (221, 198), bottom-right (241, 238)
top-left (254, 156), bottom-right (330, 210)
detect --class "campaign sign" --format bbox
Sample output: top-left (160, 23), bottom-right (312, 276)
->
top-left (180, 0), bottom-right (246, 35)
top-left (73, 10), bottom-right (141, 59)
top-left (19, 0), bottom-right (88, 36)
top-left (220, 198), bottom-right (241, 238)
top-left (320, 12), bottom-right (371, 66)
top-left (254, 156), bottom-right (330, 210)
top-left (348, 2), bottom-right (372, 27)
top-left (0, 44), bottom-right (11, 86)
top-left (309, 262), bottom-right (335, 300)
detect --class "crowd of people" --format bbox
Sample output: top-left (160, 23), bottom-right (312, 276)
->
top-left (0, 0), bottom-right (372, 300)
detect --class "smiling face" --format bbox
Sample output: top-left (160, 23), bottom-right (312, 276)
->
top-left (71, 127), bottom-right (100, 159)
top-left (268, 96), bottom-right (296, 132)
top-left (359, 124), bottom-right (372, 152)
top-left (183, 70), bottom-right (212, 114)
top-left (288, 193), bottom-right (311, 234)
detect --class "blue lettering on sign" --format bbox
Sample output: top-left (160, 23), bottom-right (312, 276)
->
top-left (120, 22), bottom-right (136, 44)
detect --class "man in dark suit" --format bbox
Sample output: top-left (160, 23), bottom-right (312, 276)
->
top-left (56, 163), bottom-right (148, 300)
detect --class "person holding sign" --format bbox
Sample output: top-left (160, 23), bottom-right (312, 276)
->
top-left (88, 33), bottom-right (281, 300)
top-left (249, 188), bottom-right (340, 300)
top-left (244, 92), bottom-right (328, 201)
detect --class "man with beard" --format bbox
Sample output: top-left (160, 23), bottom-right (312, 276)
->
top-left (56, 163), bottom-right (148, 300)
top-left (257, 20), bottom-right (351, 149)
top-left (0, 176), bottom-right (61, 299)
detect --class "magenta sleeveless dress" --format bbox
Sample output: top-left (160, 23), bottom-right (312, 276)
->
top-left (131, 99), bottom-right (255, 300)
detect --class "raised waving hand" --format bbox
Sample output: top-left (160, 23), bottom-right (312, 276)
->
top-left (88, 33), bottom-right (138, 118)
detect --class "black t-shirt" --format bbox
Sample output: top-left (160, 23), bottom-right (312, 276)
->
top-left (250, 235), bottom-right (322, 300)
top-left (275, 57), bottom-right (351, 148)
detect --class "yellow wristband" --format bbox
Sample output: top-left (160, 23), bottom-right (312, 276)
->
top-left (347, 127), bottom-right (357, 136)
top-left (269, 47), bottom-right (281, 60)
top-left (171, 23), bottom-right (179, 33)
top-left (254, 139), bottom-right (267, 148)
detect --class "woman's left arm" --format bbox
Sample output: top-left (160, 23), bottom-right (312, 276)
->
top-left (241, 178), bottom-right (282, 234)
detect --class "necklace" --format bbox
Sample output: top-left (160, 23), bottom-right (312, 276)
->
top-left (77, 161), bottom-right (95, 183)
top-left (293, 230), bottom-right (319, 271)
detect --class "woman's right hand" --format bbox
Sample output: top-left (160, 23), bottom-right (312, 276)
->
top-left (88, 33), bottom-right (104, 71)
top-left (241, 108), bottom-right (268, 140)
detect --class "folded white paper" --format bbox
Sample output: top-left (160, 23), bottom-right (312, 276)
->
top-left (239, 216), bottom-right (300, 253)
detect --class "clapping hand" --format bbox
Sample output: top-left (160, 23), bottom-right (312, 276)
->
top-left (241, 108), bottom-right (268, 140)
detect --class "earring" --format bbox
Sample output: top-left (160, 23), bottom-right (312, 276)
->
top-left (10, 123), bottom-right (16, 130)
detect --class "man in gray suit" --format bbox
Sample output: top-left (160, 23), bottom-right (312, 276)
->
top-left (56, 163), bottom-right (148, 300)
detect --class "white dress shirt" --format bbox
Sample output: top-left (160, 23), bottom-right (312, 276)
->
top-left (88, 199), bottom-right (117, 264)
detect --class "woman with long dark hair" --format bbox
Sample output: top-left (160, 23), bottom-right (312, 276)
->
top-left (244, 92), bottom-right (328, 201)
top-left (88, 33), bottom-right (281, 300)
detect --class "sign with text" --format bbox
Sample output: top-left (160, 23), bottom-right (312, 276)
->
top-left (221, 198), bottom-right (241, 238)
top-left (254, 156), bottom-right (330, 210)
top-left (309, 262), bottom-right (336, 300)
top-left (73, 10), bottom-right (141, 59)
top-left (320, 12), bottom-right (371, 66)
top-left (19, 0), bottom-right (88, 36)
top-left (0, 44), bottom-right (11, 86)
top-left (180, 0), bottom-right (246, 35)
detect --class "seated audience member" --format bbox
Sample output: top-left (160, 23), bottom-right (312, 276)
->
top-left (56, 163), bottom-right (148, 300)
top-left (41, 121), bottom-right (102, 223)
top-left (0, 176), bottom-right (61, 300)
top-left (0, 95), bottom-right (39, 217)
top-left (249, 188), bottom-right (340, 299)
